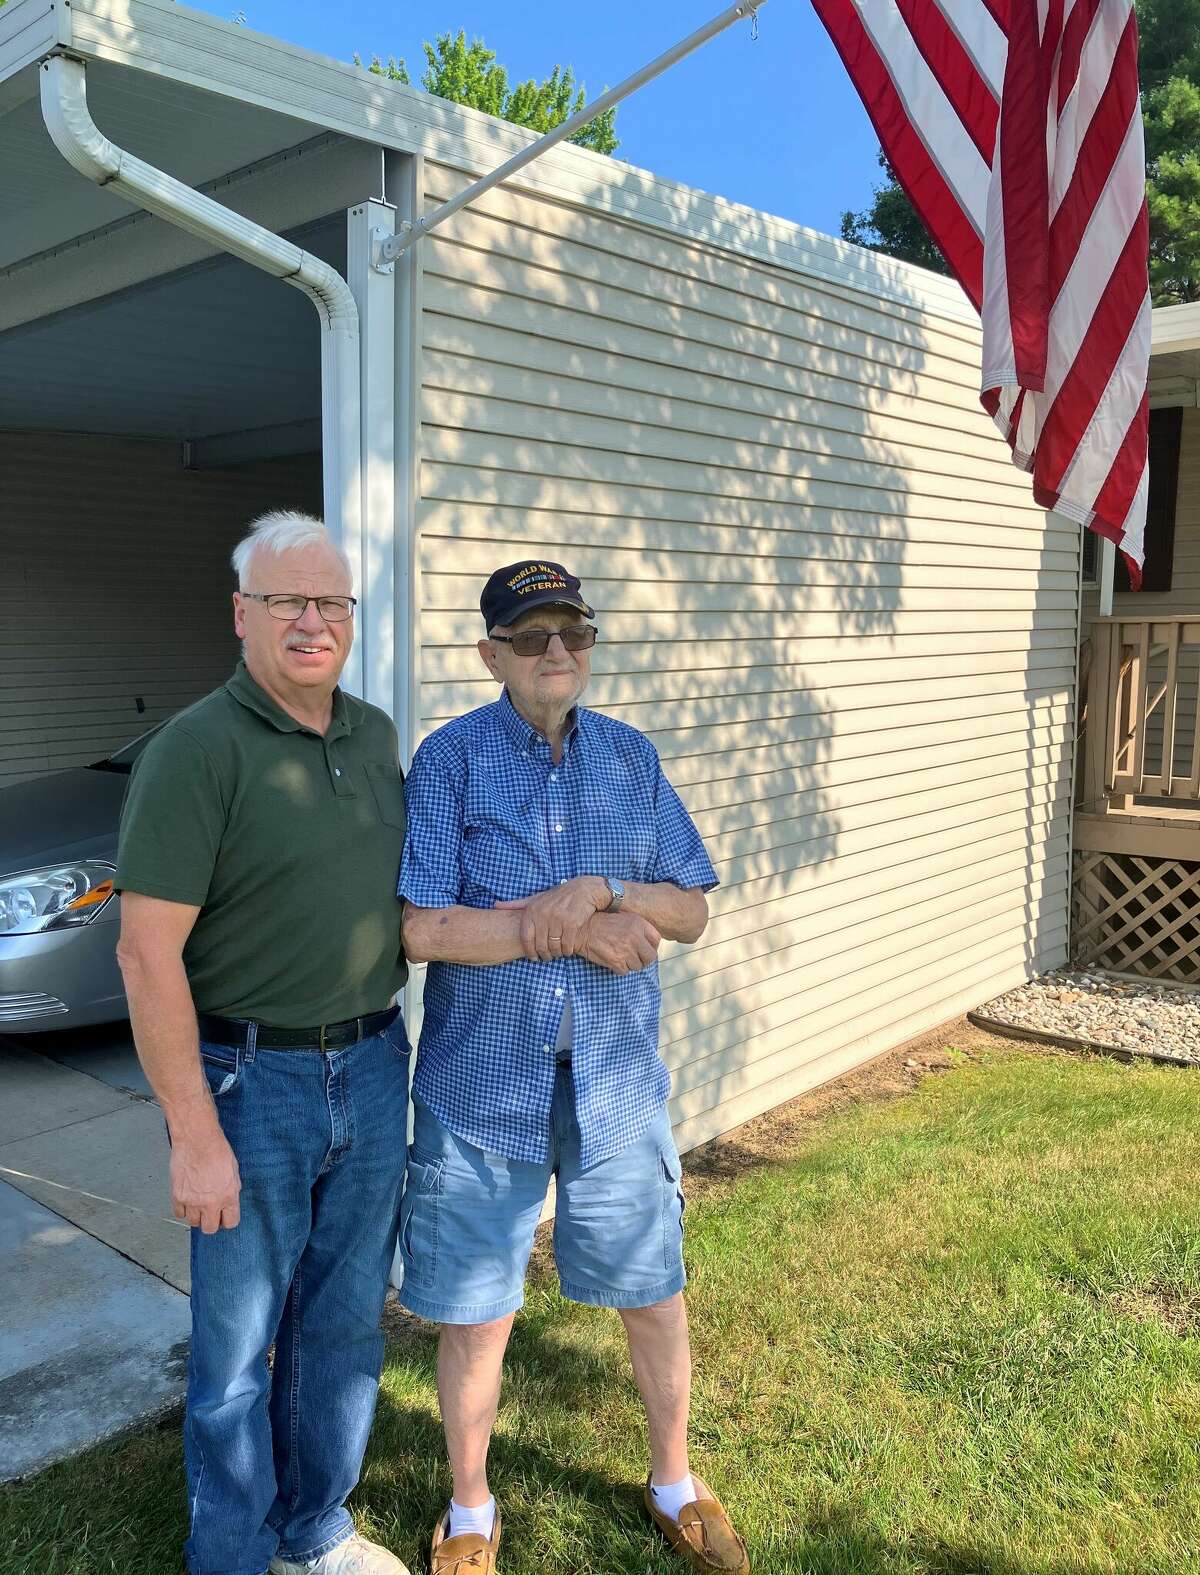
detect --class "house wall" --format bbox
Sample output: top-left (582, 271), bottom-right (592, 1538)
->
top-left (0, 433), bottom-right (321, 785)
top-left (413, 166), bottom-right (1079, 1153)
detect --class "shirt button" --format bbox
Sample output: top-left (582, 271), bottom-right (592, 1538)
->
top-left (542, 1043), bottom-right (553, 1054)
top-left (555, 987), bottom-right (564, 998)
top-left (334, 768), bottom-right (342, 777)
top-left (554, 823), bottom-right (563, 833)
top-left (550, 773), bottom-right (558, 782)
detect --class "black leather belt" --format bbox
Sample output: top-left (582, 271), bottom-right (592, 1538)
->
top-left (197, 1004), bottom-right (399, 1052)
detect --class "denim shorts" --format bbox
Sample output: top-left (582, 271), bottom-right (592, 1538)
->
top-left (397, 1064), bottom-right (687, 1324)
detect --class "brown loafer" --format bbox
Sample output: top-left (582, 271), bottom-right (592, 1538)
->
top-left (644, 1475), bottom-right (750, 1573)
top-left (429, 1504), bottom-right (501, 1574)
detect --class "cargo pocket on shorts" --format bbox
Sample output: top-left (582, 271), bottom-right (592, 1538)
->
top-left (659, 1144), bottom-right (686, 1270)
top-left (399, 1149), bottom-right (444, 1288)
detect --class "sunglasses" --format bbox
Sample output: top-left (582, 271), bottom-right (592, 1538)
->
top-left (490, 626), bottom-right (598, 658)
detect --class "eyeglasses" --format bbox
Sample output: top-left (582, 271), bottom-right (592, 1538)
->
top-left (241, 593), bottom-right (357, 622)
top-left (490, 626), bottom-right (598, 657)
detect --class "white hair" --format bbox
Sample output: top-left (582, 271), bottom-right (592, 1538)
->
top-left (231, 510), bottom-right (353, 590)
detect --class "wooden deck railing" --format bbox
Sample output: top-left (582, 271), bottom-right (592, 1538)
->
top-left (1082, 616), bottom-right (1200, 813)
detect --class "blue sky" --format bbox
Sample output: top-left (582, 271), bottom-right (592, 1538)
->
top-left (188, 0), bottom-right (884, 242)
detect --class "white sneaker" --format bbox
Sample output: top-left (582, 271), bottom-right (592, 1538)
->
top-left (269, 1533), bottom-right (411, 1575)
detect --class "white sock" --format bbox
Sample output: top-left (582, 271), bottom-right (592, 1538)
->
top-left (650, 1474), bottom-right (697, 1524)
top-left (449, 1496), bottom-right (496, 1541)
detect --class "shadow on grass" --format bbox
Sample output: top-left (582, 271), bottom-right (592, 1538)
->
top-left (766, 1505), bottom-right (1161, 1575)
top-left (0, 1305), bottom-right (1175, 1575)
top-left (365, 1314), bottom-right (667, 1568)
top-left (766, 1541), bottom-right (1138, 1575)
top-left (362, 1320), bottom-right (1144, 1575)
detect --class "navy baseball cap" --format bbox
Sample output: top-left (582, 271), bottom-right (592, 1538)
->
top-left (480, 560), bottom-right (595, 630)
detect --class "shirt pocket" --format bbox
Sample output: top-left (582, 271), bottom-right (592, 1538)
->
top-left (581, 782), bottom-right (655, 881)
top-left (461, 783), bottom-right (545, 900)
top-left (364, 762), bottom-right (406, 829)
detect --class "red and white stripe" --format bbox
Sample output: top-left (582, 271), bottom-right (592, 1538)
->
top-left (810, 0), bottom-right (1150, 581)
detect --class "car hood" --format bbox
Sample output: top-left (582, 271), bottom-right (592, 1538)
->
top-left (0, 767), bottom-right (127, 872)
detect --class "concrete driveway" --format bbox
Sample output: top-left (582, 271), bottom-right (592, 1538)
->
top-left (0, 1021), bottom-right (190, 1481)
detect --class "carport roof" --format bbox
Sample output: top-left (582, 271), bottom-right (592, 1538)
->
top-left (0, 211), bottom-right (339, 439)
top-left (0, 55), bottom-right (324, 270)
top-left (1, 0), bottom-right (1188, 414)
top-left (0, 0), bottom-right (981, 324)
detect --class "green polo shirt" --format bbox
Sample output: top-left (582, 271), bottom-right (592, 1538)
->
top-left (115, 662), bottom-right (407, 1027)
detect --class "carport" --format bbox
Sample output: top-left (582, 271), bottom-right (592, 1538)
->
top-left (0, 31), bottom-right (418, 1468)
top-left (0, 45), bottom-right (409, 786)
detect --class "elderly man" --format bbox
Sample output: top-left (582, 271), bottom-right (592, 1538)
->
top-left (115, 512), bottom-right (410, 1575)
top-left (398, 561), bottom-right (750, 1575)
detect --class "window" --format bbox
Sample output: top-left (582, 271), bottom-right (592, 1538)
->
top-left (1114, 406), bottom-right (1184, 594)
top-left (1082, 530), bottom-right (1098, 585)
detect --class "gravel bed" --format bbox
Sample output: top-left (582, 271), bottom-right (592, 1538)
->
top-left (972, 967), bottom-right (1200, 1067)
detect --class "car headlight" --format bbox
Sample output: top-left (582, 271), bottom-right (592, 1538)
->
top-left (0, 862), bottom-right (117, 936)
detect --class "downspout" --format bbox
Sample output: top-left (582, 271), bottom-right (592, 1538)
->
top-left (39, 54), bottom-right (364, 691)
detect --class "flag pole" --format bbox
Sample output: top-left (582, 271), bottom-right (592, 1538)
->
top-left (1098, 536), bottom-right (1116, 617)
top-left (376, 0), bottom-right (766, 262)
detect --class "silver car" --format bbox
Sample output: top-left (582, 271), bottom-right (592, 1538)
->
top-left (0, 732), bottom-right (156, 1032)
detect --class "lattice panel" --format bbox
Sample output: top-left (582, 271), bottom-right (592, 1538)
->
top-left (1073, 851), bottom-right (1200, 983)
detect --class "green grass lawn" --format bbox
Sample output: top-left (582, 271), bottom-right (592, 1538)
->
top-left (4, 1039), bottom-right (1200, 1574)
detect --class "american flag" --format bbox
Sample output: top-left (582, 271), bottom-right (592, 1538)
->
top-left (810, 0), bottom-right (1150, 583)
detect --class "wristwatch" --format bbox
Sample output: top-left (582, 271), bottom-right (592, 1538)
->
top-left (602, 875), bottom-right (625, 912)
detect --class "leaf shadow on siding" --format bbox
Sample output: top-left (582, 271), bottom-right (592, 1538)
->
top-left (417, 204), bottom-right (1076, 1158)
top-left (657, 521), bottom-right (1077, 1150)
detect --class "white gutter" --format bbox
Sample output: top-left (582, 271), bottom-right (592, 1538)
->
top-left (1151, 300), bottom-right (1200, 356)
top-left (39, 54), bottom-right (364, 689)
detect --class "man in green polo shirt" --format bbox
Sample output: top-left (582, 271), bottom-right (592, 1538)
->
top-left (115, 511), bottom-right (410, 1575)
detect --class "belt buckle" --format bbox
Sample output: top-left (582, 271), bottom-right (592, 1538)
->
top-left (319, 1022), bottom-right (329, 1052)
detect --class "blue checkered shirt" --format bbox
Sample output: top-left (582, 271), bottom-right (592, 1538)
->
top-left (399, 690), bottom-right (719, 1168)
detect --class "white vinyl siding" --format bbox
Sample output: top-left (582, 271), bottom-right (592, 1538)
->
top-left (414, 167), bottom-right (1077, 1153)
top-left (0, 433), bottom-right (321, 785)
top-left (0, 0), bottom-right (63, 84)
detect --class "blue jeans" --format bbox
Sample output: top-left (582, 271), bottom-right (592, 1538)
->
top-left (184, 1018), bottom-right (409, 1575)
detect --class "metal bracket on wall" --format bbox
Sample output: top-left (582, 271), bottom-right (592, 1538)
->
top-left (369, 224), bottom-right (399, 274)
